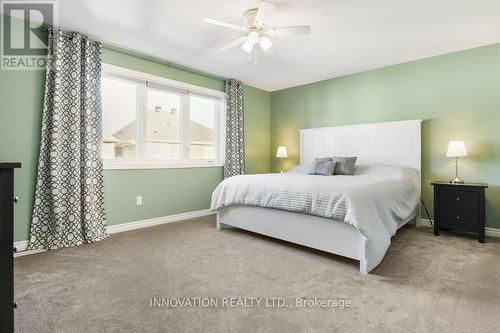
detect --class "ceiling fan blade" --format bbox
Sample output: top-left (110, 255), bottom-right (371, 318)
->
top-left (204, 18), bottom-right (246, 32)
top-left (266, 25), bottom-right (311, 36)
top-left (255, 1), bottom-right (276, 25)
top-left (218, 37), bottom-right (248, 51)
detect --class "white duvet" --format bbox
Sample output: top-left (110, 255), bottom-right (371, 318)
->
top-left (211, 166), bottom-right (421, 273)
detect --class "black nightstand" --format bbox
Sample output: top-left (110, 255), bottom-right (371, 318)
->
top-left (431, 181), bottom-right (488, 243)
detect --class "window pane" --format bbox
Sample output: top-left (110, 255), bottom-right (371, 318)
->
top-left (102, 77), bottom-right (137, 159)
top-left (147, 89), bottom-right (181, 159)
top-left (189, 96), bottom-right (216, 160)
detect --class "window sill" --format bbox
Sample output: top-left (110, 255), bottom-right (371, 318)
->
top-left (103, 162), bottom-right (224, 170)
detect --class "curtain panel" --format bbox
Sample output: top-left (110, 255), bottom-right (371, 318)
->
top-left (28, 28), bottom-right (108, 250)
top-left (224, 80), bottom-right (246, 178)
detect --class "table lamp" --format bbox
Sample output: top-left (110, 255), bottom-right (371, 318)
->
top-left (446, 141), bottom-right (467, 184)
top-left (276, 146), bottom-right (288, 173)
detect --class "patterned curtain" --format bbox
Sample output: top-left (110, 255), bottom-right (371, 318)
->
top-left (224, 80), bottom-right (246, 178)
top-left (28, 28), bottom-right (108, 250)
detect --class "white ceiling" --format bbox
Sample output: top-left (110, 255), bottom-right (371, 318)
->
top-left (11, 0), bottom-right (500, 91)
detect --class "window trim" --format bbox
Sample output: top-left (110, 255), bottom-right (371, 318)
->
top-left (101, 63), bottom-right (226, 170)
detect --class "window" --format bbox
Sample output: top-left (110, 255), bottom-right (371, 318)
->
top-left (102, 77), bottom-right (137, 159)
top-left (147, 89), bottom-right (181, 160)
top-left (101, 64), bottom-right (225, 169)
top-left (189, 95), bottom-right (217, 160)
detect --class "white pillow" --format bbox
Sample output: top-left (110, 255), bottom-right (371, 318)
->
top-left (286, 164), bottom-right (313, 174)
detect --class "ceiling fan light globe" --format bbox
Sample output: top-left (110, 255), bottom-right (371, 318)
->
top-left (241, 39), bottom-right (254, 53)
top-left (258, 36), bottom-right (272, 51)
top-left (248, 31), bottom-right (259, 44)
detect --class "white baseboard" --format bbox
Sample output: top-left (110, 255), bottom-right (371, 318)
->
top-left (106, 209), bottom-right (214, 234)
top-left (418, 218), bottom-right (500, 238)
top-left (14, 209), bottom-right (215, 257)
top-left (416, 219), bottom-right (432, 228)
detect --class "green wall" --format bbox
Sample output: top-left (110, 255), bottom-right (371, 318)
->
top-left (0, 58), bottom-right (45, 242)
top-left (270, 43), bottom-right (500, 229)
top-left (244, 85), bottom-right (271, 173)
top-left (0, 15), bottom-right (271, 242)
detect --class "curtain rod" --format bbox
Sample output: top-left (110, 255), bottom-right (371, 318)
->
top-left (41, 25), bottom-right (228, 83)
top-left (101, 41), bottom-right (227, 83)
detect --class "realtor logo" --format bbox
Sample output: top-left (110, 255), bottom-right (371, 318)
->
top-left (1, 1), bottom-right (58, 70)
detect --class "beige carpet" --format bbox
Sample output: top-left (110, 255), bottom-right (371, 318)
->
top-left (14, 215), bottom-right (500, 333)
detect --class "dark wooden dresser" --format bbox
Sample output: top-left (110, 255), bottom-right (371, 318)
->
top-left (431, 181), bottom-right (488, 243)
top-left (0, 162), bottom-right (21, 333)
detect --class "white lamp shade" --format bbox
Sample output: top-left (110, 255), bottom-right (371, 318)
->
top-left (276, 146), bottom-right (288, 158)
top-left (446, 141), bottom-right (468, 157)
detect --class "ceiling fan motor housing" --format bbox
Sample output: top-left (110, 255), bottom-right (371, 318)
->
top-left (244, 8), bottom-right (261, 29)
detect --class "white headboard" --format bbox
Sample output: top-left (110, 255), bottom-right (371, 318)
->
top-left (300, 120), bottom-right (422, 172)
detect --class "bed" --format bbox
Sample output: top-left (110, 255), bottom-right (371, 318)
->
top-left (211, 120), bottom-right (422, 274)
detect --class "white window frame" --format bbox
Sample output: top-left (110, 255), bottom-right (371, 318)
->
top-left (101, 63), bottom-right (226, 170)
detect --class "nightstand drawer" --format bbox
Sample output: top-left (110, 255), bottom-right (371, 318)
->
top-left (438, 189), bottom-right (478, 210)
top-left (438, 208), bottom-right (478, 230)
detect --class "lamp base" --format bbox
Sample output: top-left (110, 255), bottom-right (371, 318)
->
top-left (450, 177), bottom-right (464, 184)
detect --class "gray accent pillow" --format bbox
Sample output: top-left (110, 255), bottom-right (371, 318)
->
top-left (308, 160), bottom-right (336, 176)
top-left (332, 156), bottom-right (357, 175)
top-left (307, 157), bottom-right (333, 174)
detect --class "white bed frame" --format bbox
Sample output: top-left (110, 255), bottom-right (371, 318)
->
top-left (216, 119), bottom-right (422, 274)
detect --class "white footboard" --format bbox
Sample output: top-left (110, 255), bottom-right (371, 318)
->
top-left (216, 205), bottom-right (367, 274)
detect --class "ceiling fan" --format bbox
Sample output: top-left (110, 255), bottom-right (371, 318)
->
top-left (204, 1), bottom-right (310, 62)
